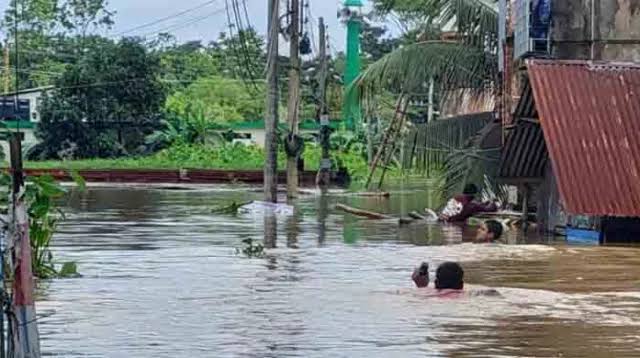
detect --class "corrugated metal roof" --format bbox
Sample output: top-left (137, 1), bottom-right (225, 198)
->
top-left (527, 59), bottom-right (640, 217)
top-left (499, 121), bottom-right (548, 180)
top-left (513, 80), bottom-right (538, 119)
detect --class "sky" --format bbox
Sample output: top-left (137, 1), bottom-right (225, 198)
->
top-left (0, 0), bottom-right (373, 53)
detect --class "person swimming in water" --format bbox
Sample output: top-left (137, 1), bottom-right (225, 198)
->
top-left (434, 262), bottom-right (464, 290)
top-left (412, 262), bottom-right (464, 290)
top-left (412, 262), bottom-right (500, 297)
top-left (475, 220), bottom-right (504, 243)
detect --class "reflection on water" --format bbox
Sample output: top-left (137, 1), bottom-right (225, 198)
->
top-left (36, 183), bottom-right (640, 357)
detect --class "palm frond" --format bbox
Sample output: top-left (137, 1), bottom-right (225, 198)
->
top-left (354, 41), bottom-right (496, 102)
top-left (439, 0), bottom-right (498, 44)
top-left (376, 0), bottom-right (498, 46)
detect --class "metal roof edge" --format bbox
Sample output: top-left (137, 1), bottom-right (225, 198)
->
top-left (526, 58), bottom-right (640, 70)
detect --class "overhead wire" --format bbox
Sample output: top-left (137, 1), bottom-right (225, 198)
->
top-left (304, 0), bottom-right (319, 56)
top-left (224, 0), bottom-right (261, 92)
top-left (137, 6), bottom-right (230, 41)
top-left (114, 0), bottom-right (222, 36)
top-left (16, 0), bottom-right (243, 58)
top-left (231, 0), bottom-right (259, 82)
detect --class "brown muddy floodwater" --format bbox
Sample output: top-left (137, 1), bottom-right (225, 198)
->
top-left (37, 183), bottom-right (640, 357)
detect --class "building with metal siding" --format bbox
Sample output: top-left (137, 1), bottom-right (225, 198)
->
top-left (499, 0), bottom-right (640, 242)
top-left (500, 59), bottom-right (640, 241)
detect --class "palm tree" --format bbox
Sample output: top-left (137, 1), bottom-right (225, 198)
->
top-left (358, 0), bottom-right (499, 101)
top-left (357, 0), bottom-right (500, 190)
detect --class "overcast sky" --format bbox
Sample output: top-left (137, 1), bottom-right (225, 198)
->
top-left (0, 0), bottom-right (377, 53)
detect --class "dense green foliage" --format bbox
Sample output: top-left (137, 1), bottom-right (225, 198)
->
top-left (32, 38), bottom-right (167, 159)
top-left (4, 1), bottom-right (410, 182)
top-left (166, 76), bottom-right (266, 124)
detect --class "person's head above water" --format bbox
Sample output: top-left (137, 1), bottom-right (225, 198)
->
top-left (462, 184), bottom-right (479, 198)
top-left (476, 220), bottom-right (503, 242)
top-left (435, 262), bottom-right (464, 290)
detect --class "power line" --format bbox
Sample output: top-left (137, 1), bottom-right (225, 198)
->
top-left (137, 6), bottom-right (230, 40)
top-left (306, 8), bottom-right (319, 56)
top-left (114, 0), bottom-right (222, 37)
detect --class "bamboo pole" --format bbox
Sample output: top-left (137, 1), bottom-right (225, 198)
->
top-left (365, 94), bottom-right (406, 189)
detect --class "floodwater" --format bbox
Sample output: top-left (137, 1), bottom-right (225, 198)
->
top-left (37, 183), bottom-right (640, 357)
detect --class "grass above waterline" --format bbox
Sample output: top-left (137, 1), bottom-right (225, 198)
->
top-left (22, 143), bottom-right (433, 186)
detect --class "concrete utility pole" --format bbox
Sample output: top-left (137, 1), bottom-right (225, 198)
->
top-left (264, 0), bottom-right (280, 203)
top-left (8, 3), bottom-right (41, 355)
top-left (285, 0), bottom-right (302, 199)
top-left (315, 17), bottom-right (331, 190)
top-left (3, 42), bottom-right (9, 94)
top-left (340, 0), bottom-right (363, 131)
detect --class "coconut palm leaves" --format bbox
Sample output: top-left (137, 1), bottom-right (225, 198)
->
top-left (374, 0), bottom-right (498, 42)
top-left (356, 41), bottom-right (496, 102)
top-left (438, 0), bottom-right (499, 44)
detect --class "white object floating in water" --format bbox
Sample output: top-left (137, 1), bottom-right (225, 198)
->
top-left (239, 201), bottom-right (294, 216)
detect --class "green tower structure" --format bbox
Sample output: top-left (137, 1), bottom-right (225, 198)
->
top-left (340, 0), bottom-right (363, 131)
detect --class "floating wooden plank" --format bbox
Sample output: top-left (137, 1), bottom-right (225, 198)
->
top-left (335, 203), bottom-right (392, 220)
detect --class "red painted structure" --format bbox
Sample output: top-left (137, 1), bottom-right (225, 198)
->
top-left (527, 59), bottom-right (640, 217)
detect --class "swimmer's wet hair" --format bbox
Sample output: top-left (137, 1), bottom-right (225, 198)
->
top-left (435, 262), bottom-right (464, 290)
top-left (485, 220), bottom-right (503, 240)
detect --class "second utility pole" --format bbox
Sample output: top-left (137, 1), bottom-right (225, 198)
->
top-left (315, 17), bottom-right (331, 190)
top-left (285, 0), bottom-right (301, 199)
top-left (264, 0), bottom-right (280, 203)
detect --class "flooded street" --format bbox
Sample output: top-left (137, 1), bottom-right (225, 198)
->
top-left (38, 184), bottom-right (640, 357)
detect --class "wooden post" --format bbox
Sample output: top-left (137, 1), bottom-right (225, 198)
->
top-left (316, 17), bottom-right (331, 190)
top-left (264, 0), bottom-right (280, 203)
top-left (522, 184), bottom-right (530, 233)
top-left (285, 0), bottom-right (302, 199)
top-left (9, 134), bottom-right (23, 195)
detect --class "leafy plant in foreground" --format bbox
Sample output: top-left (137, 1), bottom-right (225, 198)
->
top-left (0, 172), bottom-right (84, 279)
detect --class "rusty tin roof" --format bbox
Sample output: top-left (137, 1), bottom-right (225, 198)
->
top-left (527, 59), bottom-right (640, 217)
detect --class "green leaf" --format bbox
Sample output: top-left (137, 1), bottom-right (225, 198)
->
top-left (69, 169), bottom-right (86, 192)
top-left (32, 175), bottom-right (67, 198)
top-left (59, 261), bottom-right (80, 278)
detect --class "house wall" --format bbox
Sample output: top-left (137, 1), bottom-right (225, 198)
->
top-left (0, 129), bottom-right (37, 162)
top-left (22, 91), bottom-right (44, 122)
top-left (552, 0), bottom-right (640, 61)
top-left (236, 128), bottom-right (319, 149)
top-left (0, 89), bottom-right (46, 162)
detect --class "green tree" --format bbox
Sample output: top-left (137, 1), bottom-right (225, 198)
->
top-left (166, 75), bottom-right (266, 124)
top-left (1, 0), bottom-right (114, 90)
top-left (209, 29), bottom-right (265, 83)
top-left (33, 38), bottom-right (167, 159)
top-left (361, 16), bottom-right (400, 62)
top-left (153, 37), bottom-right (220, 91)
top-left (58, 0), bottom-right (114, 38)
